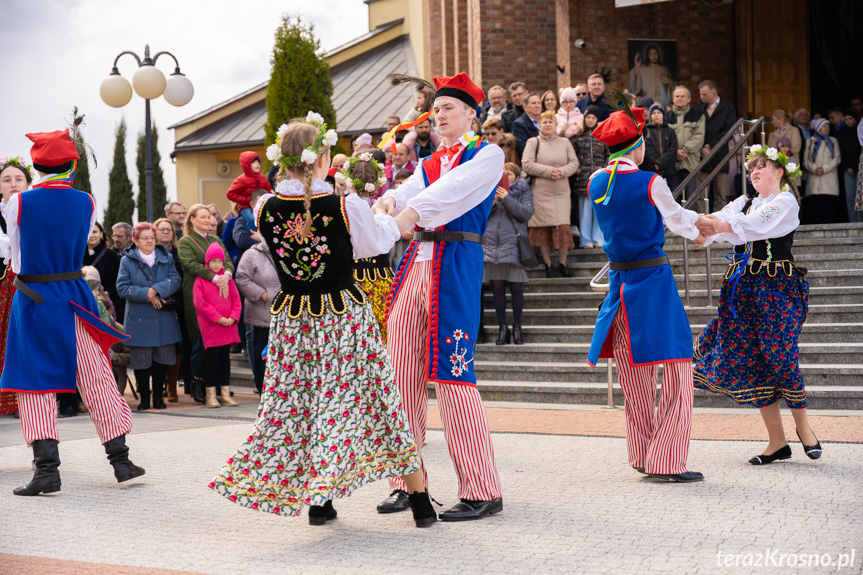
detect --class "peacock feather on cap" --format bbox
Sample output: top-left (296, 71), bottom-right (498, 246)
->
top-left (67, 106), bottom-right (97, 168)
top-left (386, 73), bottom-right (436, 95)
top-left (603, 87), bottom-right (641, 131)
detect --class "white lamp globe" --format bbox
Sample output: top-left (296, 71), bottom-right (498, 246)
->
top-left (100, 74), bottom-right (133, 107)
top-left (164, 73), bottom-right (194, 106)
top-left (132, 64), bottom-right (166, 100)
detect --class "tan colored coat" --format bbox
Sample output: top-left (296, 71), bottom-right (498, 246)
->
top-left (522, 134), bottom-right (580, 228)
top-left (804, 137), bottom-right (841, 197)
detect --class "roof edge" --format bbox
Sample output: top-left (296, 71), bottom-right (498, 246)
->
top-left (324, 18), bottom-right (404, 59)
top-left (174, 140), bottom-right (266, 154)
top-left (168, 80), bottom-right (268, 130)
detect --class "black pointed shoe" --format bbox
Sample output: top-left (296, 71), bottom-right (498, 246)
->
top-left (376, 489), bottom-right (411, 513)
top-left (439, 498), bottom-right (503, 521)
top-left (796, 429), bottom-right (822, 460)
top-left (495, 326), bottom-right (510, 345)
top-left (104, 435), bottom-right (146, 483)
top-left (13, 439), bottom-right (61, 496)
top-left (512, 325), bottom-right (523, 345)
top-left (647, 471), bottom-right (704, 482)
top-left (749, 444), bottom-right (792, 465)
top-left (409, 491), bottom-right (437, 528)
top-left (308, 500), bottom-right (338, 525)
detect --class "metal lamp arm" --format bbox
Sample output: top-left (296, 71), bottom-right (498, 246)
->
top-left (111, 50), bottom-right (143, 72)
top-left (152, 51), bottom-right (182, 73)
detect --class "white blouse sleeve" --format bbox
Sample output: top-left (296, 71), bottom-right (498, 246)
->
top-left (405, 144), bottom-right (505, 229)
top-left (702, 195), bottom-right (749, 246)
top-left (381, 168), bottom-right (426, 215)
top-left (343, 193), bottom-right (401, 259)
top-left (3, 193), bottom-right (21, 272)
top-left (706, 192), bottom-right (799, 246)
top-left (648, 175), bottom-right (700, 240)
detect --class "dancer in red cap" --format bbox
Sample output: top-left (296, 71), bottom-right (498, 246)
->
top-left (0, 127), bottom-right (145, 496)
top-left (373, 71), bottom-right (505, 520)
top-left (586, 93), bottom-right (708, 482)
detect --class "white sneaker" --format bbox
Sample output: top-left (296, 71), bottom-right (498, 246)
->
top-left (570, 225), bottom-right (580, 237)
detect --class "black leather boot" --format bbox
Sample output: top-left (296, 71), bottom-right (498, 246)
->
top-left (409, 491), bottom-right (437, 528)
top-left (103, 435), bottom-right (146, 483)
top-left (308, 500), bottom-right (338, 525)
top-left (558, 263), bottom-right (574, 278)
top-left (495, 326), bottom-right (510, 345)
top-left (512, 325), bottom-right (524, 345)
top-left (13, 439), bottom-right (61, 496)
top-left (192, 376), bottom-right (206, 404)
top-left (136, 377), bottom-right (150, 411)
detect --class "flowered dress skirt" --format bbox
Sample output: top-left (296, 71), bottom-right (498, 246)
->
top-left (694, 263), bottom-right (809, 409)
top-left (210, 297), bottom-right (418, 516)
top-left (354, 258), bottom-right (394, 344)
top-left (0, 270), bottom-right (18, 415)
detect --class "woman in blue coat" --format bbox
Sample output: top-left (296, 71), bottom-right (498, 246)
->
top-left (116, 222), bottom-right (181, 410)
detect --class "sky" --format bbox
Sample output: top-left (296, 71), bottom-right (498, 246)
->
top-left (0, 0), bottom-right (369, 221)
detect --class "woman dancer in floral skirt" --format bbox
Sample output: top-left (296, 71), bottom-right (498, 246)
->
top-left (210, 114), bottom-right (436, 528)
top-left (694, 145), bottom-right (822, 465)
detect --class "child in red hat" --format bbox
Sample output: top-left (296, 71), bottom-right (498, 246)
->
top-left (586, 101), bottom-right (709, 483)
top-left (226, 151), bottom-right (271, 231)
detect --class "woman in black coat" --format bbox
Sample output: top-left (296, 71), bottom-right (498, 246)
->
top-left (83, 222), bottom-right (123, 319)
top-left (482, 162), bottom-right (535, 345)
top-left (642, 103), bottom-right (679, 190)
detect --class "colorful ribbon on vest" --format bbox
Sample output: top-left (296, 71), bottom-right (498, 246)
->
top-left (430, 133), bottom-right (481, 163)
top-left (593, 136), bottom-right (643, 206)
top-left (32, 160), bottom-right (77, 189)
top-left (378, 111), bottom-right (434, 153)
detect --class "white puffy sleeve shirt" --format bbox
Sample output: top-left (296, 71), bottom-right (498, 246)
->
top-left (703, 192), bottom-right (800, 247)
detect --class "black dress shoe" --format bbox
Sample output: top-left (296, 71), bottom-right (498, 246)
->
top-left (57, 406), bottom-right (78, 418)
top-left (544, 265), bottom-right (556, 278)
top-left (408, 491), bottom-right (437, 528)
top-left (558, 263), bottom-right (574, 278)
top-left (512, 325), bottom-right (523, 345)
top-left (749, 444), bottom-right (792, 465)
top-left (633, 466), bottom-right (645, 474)
top-left (376, 489), bottom-right (411, 513)
top-left (308, 500), bottom-right (337, 525)
top-left (439, 498), bottom-right (503, 521)
top-left (648, 471), bottom-right (704, 482)
top-left (796, 429), bottom-right (822, 460)
top-left (495, 326), bottom-right (510, 345)
top-left (13, 439), bottom-right (61, 496)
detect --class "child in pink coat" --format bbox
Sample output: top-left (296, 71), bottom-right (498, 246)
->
top-left (193, 243), bottom-right (242, 408)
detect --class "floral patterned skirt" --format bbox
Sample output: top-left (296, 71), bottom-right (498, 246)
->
top-left (356, 277), bottom-right (391, 344)
top-left (209, 296), bottom-right (418, 517)
top-left (528, 224), bottom-right (574, 252)
top-left (694, 265), bottom-right (809, 409)
top-left (0, 270), bottom-right (18, 415)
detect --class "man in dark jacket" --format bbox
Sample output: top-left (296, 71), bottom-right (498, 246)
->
top-left (576, 74), bottom-right (615, 122)
top-left (642, 103), bottom-right (679, 189)
top-left (511, 92), bottom-right (542, 156)
top-left (479, 85), bottom-right (513, 125)
top-left (837, 110), bottom-right (862, 222)
top-left (697, 80), bottom-right (737, 212)
top-left (501, 82), bottom-right (527, 133)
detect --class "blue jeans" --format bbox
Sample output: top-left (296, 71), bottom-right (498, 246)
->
top-left (578, 195), bottom-right (604, 247)
top-left (240, 207), bottom-right (257, 231)
top-left (845, 172), bottom-right (863, 223)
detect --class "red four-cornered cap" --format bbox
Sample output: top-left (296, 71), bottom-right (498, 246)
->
top-left (432, 72), bottom-right (484, 109)
top-left (26, 130), bottom-right (79, 168)
top-left (592, 108), bottom-right (646, 149)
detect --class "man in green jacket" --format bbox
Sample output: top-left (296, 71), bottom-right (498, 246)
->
top-left (667, 85), bottom-right (705, 204)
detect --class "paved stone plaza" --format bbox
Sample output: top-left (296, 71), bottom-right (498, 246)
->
top-left (0, 399), bottom-right (861, 575)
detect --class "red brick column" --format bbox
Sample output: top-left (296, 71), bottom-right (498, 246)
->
top-left (467, 0), bottom-right (482, 88)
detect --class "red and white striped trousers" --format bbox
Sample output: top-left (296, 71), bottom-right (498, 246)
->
top-left (387, 261), bottom-right (502, 500)
top-left (17, 317), bottom-right (133, 446)
top-left (611, 309), bottom-right (693, 474)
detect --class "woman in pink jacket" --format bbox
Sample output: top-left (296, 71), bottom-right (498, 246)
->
top-left (556, 87), bottom-right (584, 139)
top-left (193, 243), bottom-right (242, 408)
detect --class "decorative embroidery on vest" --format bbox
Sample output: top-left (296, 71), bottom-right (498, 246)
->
top-left (444, 329), bottom-right (472, 378)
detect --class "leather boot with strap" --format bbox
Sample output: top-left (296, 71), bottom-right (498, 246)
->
top-left (103, 435), bottom-right (146, 483)
top-left (14, 439), bottom-right (61, 496)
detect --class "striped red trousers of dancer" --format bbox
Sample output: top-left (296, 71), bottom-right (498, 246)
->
top-left (17, 317), bottom-right (133, 446)
top-left (387, 261), bottom-right (502, 500)
top-left (611, 309), bottom-right (693, 474)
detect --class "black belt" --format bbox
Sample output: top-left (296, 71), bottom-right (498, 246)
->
top-left (413, 230), bottom-right (483, 244)
top-left (13, 270), bottom-right (85, 304)
top-left (609, 256), bottom-right (669, 271)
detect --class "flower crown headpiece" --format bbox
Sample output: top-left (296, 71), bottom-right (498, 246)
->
top-left (338, 152), bottom-right (387, 196)
top-left (746, 144), bottom-right (802, 190)
top-left (266, 111), bottom-right (339, 168)
top-left (0, 155), bottom-right (37, 181)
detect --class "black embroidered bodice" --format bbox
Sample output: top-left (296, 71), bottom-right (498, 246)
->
top-left (257, 192), bottom-right (365, 317)
top-left (353, 253), bottom-right (394, 282)
top-left (732, 198), bottom-right (795, 261)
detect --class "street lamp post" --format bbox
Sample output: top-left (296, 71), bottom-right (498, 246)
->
top-left (100, 44), bottom-right (194, 222)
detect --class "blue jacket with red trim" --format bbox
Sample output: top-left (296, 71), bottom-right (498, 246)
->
top-left (387, 142), bottom-right (497, 386)
top-left (0, 185), bottom-right (127, 394)
top-left (586, 167), bottom-right (693, 366)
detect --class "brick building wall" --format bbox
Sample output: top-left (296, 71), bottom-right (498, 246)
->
top-left (427, 0), bottom-right (738, 110)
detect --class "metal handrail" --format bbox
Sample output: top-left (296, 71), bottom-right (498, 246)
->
top-left (589, 116), bottom-right (769, 296)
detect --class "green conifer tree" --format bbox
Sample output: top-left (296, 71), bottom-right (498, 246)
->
top-left (73, 130), bottom-right (93, 195)
top-left (103, 118), bottom-right (135, 230)
top-left (265, 14), bottom-right (336, 156)
top-left (135, 123), bottom-right (168, 223)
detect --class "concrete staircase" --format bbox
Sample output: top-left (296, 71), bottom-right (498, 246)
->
top-left (230, 223), bottom-right (863, 410)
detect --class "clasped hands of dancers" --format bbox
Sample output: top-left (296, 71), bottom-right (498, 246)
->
top-left (4, 75), bottom-right (819, 530)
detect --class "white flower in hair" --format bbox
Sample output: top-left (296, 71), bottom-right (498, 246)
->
top-left (360, 152), bottom-right (372, 162)
top-left (277, 124), bottom-right (290, 139)
top-left (749, 144), bottom-right (763, 153)
top-left (786, 162), bottom-right (797, 172)
top-left (306, 111), bottom-right (324, 124)
top-left (345, 178), bottom-right (354, 188)
top-left (266, 144), bottom-right (281, 161)
top-left (364, 183), bottom-right (376, 193)
top-left (377, 176), bottom-right (387, 185)
top-left (0, 157), bottom-right (6, 165)
top-left (325, 129), bottom-right (339, 147)
top-left (301, 149), bottom-right (318, 164)
top-left (342, 161), bottom-right (350, 171)
top-left (766, 147), bottom-right (779, 160)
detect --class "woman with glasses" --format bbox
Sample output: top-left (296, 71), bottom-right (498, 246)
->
top-left (116, 222), bottom-right (182, 410)
top-left (556, 87), bottom-right (584, 139)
